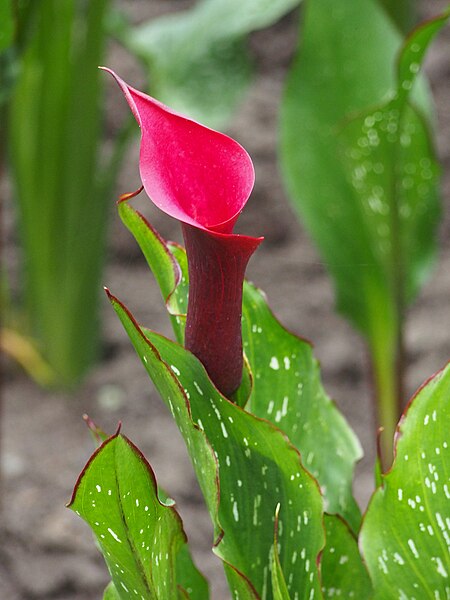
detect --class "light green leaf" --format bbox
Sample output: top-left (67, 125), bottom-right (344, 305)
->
top-left (69, 432), bottom-right (206, 600)
top-left (361, 362), bottom-right (450, 598)
top-left (242, 282), bottom-right (362, 531)
top-left (109, 292), bottom-right (325, 600)
top-left (320, 515), bottom-right (372, 598)
top-left (111, 0), bottom-right (299, 126)
top-left (103, 582), bottom-right (121, 599)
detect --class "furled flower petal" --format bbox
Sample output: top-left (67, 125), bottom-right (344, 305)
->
top-left (102, 68), bottom-right (255, 234)
top-left (105, 68), bottom-right (262, 397)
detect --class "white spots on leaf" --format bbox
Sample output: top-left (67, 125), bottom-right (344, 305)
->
top-left (407, 539), bottom-right (419, 558)
top-left (193, 381), bottom-right (203, 396)
top-left (232, 501), bottom-right (239, 522)
top-left (269, 357), bottom-right (280, 370)
top-left (220, 422), bottom-right (229, 439)
top-left (432, 556), bottom-right (448, 578)
top-left (170, 365), bottom-right (180, 376)
top-left (107, 528), bottom-right (122, 544)
top-left (96, 485), bottom-right (102, 493)
top-left (398, 488), bottom-right (403, 501)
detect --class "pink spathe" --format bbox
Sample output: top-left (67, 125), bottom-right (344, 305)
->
top-left (105, 68), bottom-right (262, 397)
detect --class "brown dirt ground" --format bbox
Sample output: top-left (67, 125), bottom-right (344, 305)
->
top-left (1, 1), bottom-right (449, 598)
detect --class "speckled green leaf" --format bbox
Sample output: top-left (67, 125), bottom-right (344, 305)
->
top-left (119, 202), bottom-right (360, 530)
top-left (361, 362), bottom-right (450, 598)
top-left (280, 0), bottom-right (439, 339)
top-left (110, 0), bottom-right (299, 127)
top-left (321, 515), bottom-right (372, 599)
top-left (242, 282), bottom-right (362, 531)
top-left (338, 8), bottom-right (449, 313)
top-left (69, 432), bottom-right (208, 600)
top-left (109, 291), bottom-right (325, 600)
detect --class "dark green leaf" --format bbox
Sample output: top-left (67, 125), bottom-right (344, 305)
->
top-left (0, 0), bottom-right (14, 52)
top-left (109, 292), bottom-right (325, 600)
top-left (320, 515), bottom-right (372, 598)
top-left (242, 282), bottom-right (362, 531)
top-left (280, 0), bottom-right (436, 340)
top-left (361, 362), bottom-right (450, 598)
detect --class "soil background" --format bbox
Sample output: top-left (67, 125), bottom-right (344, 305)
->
top-left (1, 1), bottom-right (449, 598)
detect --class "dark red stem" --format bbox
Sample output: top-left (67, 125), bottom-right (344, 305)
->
top-left (182, 223), bottom-right (262, 398)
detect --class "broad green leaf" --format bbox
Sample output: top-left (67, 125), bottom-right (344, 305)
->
top-left (320, 515), bottom-right (372, 599)
top-left (109, 292), bottom-right (325, 600)
top-left (69, 432), bottom-right (208, 600)
top-left (242, 282), bottom-right (362, 531)
top-left (111, 0), bottom-right (299, 126)
top-left (118, 200), bottom-right (360, 527)
top-left (360, 363), bottom-right (450, 598)
top-left (280, 0), bottom-right (436, 341)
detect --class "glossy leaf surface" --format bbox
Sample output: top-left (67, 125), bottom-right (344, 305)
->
top-left (69, 432), bottom-right (208, 600)
top-left (242, 282), bottom-right (362, 531)
top-left (119, 198), bottom-right (361, 530)
top-left (361, 363), bottom-right (450, 598)
top-left (109, 292), bottom-right (325, 600)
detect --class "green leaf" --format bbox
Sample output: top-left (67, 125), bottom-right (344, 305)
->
top-left (320, 515), bottom-right (372, 598)
top-left (280, 0), bottom-right (446, 455)
top-left (118, 199), bottom-right (186, 344)
top-left (361, 362), bottom-right (450, 598)
top-left (271, 505), bottom-right (291, 600)
top-left (280, 0), bottom-right (437, 341)
top-left (69, 431), bottom-right (208, 600)
top-left (111, 0), bottom-right (300, 127)
top-left (109, 291), bottom-right (325, 600)
top-left (117, 202), bottom-right (360, 530)
top-left (8, 0), bottom-right (117, 387)
top-left (242, 282), bottom-right (362, 531)
top-left (103, 582), bottom-right (121, 599)
top-left (0, 0), bottom-right (14, 52)
top-left (176, 545), bottom-right (210, 600)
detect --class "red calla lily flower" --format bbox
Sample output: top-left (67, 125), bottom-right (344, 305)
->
top-left (104, 68), bottom-right (262, 397)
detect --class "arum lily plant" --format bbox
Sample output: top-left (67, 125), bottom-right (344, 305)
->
top-left (103, 68), bottom-right (262, 397)
top-left (70, 60), bottom-right (450, 600)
